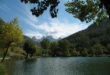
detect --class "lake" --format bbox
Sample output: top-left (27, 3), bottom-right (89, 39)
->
top-left (6, 57), bottom-right (110, 75)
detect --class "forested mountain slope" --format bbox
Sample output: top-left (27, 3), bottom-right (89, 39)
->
top-left (64, 18), bottom-right (110, 56)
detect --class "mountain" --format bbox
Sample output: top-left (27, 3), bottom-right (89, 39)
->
top-left (64, 18), bottom-right (110, 56)
top-left (46, 36), bottom-right (57, 41)
top-left (23, 35), bottom-right (40, 45)
top-left (24, 35), bottom-right (32, 41)
top-left (32, 35), bottom-right (59, 42)
top-left (32, 36), bottom-right (41, 43)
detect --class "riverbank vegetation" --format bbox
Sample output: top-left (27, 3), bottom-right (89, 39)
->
top-left (0, 18), bottom-right (23, 62)
top-left (1, 17), bottom-right (110, 63)
top-left (0, 18), bottom-right (42, 62)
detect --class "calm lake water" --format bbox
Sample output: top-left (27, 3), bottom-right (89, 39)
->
top-left (6, 57), bottom-right (110, 75)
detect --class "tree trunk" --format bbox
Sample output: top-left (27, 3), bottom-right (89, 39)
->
top-left (1, 47), bottom-right (9, 62)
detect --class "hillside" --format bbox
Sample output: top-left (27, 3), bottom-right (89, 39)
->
top-left (64, 18), bottom-right (110, 56)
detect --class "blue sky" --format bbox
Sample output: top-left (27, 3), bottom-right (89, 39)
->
top-left (0, 0), bottom-right (90, 39)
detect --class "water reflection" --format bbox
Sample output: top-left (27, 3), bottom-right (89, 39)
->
top-left (7, 57), bottom-right (110, 75)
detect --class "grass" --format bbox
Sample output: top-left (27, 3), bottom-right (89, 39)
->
top-left (0, 63), bottom-right (6, 75)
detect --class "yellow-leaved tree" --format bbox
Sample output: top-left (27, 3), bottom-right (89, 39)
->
top-left (0, 18), bottom-right (23, 62)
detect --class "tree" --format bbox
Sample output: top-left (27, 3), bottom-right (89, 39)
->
top-left (35, 46), bottom-right (42, 56)
top-left (0, 18), bottom-right (5, 25)
top-left (40, 38), bottom-right (50, 56)
top-left (23, 40), bottom-right (38, 59)
top-left (58, 40), bottom-right (70, 56)
top-left (70, 49), bottom-right (80, 56)
top-left (81, 48), bottom-right (89, 56)
top-left (65, 0), bottom-right (108, 24)
top-left (100, 0), bottom-right (110, 17)
top-left (91, 43), bottom-right (105, 56)
top-left (21, 0), bottom-right (110, 23)
top-left (0, 18), bottom-right (23, 62)
top-left (21, 0), bottom-right (60, 18)
top-left (107, 44), bottom-right (110, 54)
top-left (49, 42), bottom-right (58, 56)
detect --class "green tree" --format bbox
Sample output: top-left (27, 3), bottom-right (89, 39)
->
top-left (41, 38), bottom-right (50, 49)
top-left (21, 0), bottom-right (60, 18)
top-left (58, 40), bottom-right (70, 56)
top-left (0, 18), bottom-right (5, 25)
top-left (50, 42), bottom-right (58, 56)
top-left (0, 18), bottom-right (23, 62)
top-left (65, 0), bottom-right (108, 24)
top-left (35, 46), bottom-right (42, 56)
top-left (81, 48), bottom-right (89, 56)
top-left (107, 44), bottom-right (110, 54)
top-left (23, 40), bottom-right (38, 59)
top-left (69, 48), bottom-right (80, 56)
top-left (41, 38), bottom-right (50, 56)
top-left (21, 0), bottom-right (110, 22)
top-left (91, 43), bottom-right (105, 56)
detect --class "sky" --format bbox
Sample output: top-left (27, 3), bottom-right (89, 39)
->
top-left (0, 0), bottom-right (91, 39)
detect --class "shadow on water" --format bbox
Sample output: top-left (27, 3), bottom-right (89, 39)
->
top-left (6, 57), bottom-right (110, 75)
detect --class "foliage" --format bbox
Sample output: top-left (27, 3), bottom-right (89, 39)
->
top-left (41, 38), bottom-right (50, 49)
top-left (35, 46), bottom-right (42, 56)
top-left (57, 40), bottom-right (71, 56)
top-left (9, 47), bottom-right (26, 59)
top-left (70, 49), bottom-right (79, 56)
top-left (41, 38), bottom-right (50, 56)
top-left (107, 44), bottom-right (110, 54)
top-left (0, 18), bottom-right (23, 48)
top-left (0, 18), bottom-right (23, 62)
top-left (21, 0), bottom-right (110, 24)
top-left (0, 63), bottom-right (6, 75)
top-left (49, 42), bottom-right (58, 56)
top-left (23, 40), bottom-right (38, 58)
top-left (81, 48), bottom-right (89, 56)
top-left (91, 43), bottom-right (105, 56)
top-left (65, 0), bottom-right (108, 24)
top-left (21, 0), bottom-right (60, 18)
top-left (0, 18), bottom-right (5, 25)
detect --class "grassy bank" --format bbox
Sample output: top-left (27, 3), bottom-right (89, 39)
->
top-left (0, 63), bottom-right (7, 75)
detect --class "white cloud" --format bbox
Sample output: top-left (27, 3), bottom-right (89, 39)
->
top-left (37, 19), bottom-right (89, 39)
top-left (24, 18), bottom-right (88, 39)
